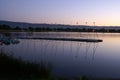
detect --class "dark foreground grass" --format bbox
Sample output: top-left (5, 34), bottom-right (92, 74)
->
top-left (0, 52), bottom-right (53, 80)
top-left (0, 51), bottom-right (91, 80)
top-left (0, 52), bottom-right (119, 80)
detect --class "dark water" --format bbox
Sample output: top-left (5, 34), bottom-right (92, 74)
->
top-left (1, 32), bottom-right (120, 78)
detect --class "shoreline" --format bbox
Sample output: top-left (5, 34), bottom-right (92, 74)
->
top-left (0, 30), bottom-right (120, 33)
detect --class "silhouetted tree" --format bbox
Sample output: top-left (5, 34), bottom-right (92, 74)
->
top-left (0, 24), bottom-right (11, 30)
top-left (14, 26), bottom-right (21, 30)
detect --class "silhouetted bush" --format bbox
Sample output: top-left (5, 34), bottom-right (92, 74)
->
top-left (0, 51), bottom-right (52, 79)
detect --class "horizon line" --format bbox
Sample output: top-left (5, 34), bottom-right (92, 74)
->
top-left (1, 20), bottom-right (120, 27)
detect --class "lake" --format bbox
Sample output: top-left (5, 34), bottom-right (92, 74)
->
top-left (0, 32), bottom-right (120, 78)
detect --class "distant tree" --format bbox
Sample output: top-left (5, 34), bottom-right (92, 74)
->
top-left (28, 26), bottom-right (33, 31)
top-left (14, 26), bottom-right (21, 30)
top-left (118, 29), bottom-right (120, 32)
top-left (0, 25), bottom-right (2, 29)
top-left (0, 24), bottom-right (11, 30)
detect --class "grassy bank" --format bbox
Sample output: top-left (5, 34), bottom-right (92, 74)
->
top-left (0, 51), bottom-right (91, 80)
top-left (0, 51), bottom-right (118, 80)
top-left (0, 51), bottom-right (53, 80)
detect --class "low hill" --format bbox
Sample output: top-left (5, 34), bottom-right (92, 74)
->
top-left (0, 20), bottom-right (120, 30)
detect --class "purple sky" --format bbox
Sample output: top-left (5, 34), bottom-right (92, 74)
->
top-left (0, 0), bottom-right (120, 26)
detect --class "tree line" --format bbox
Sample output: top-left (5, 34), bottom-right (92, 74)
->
top-left (0, 24), bottom-right (120, 33)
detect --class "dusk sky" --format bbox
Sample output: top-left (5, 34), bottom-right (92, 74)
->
top-left (0, 0), bottom-right (120, 26)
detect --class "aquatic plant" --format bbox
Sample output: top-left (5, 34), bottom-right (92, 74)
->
top-left (0, 51), bottom-right (52, 79)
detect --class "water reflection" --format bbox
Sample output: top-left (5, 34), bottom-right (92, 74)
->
top-left (0, 32), bottom-right (101, 61)
top-left (31, 40), bottom-right (99, 61)
top-left (3, 32), bottom-right (118, 78)
top-left (84, 42), bottom-right (91, 59)
top-left (0, 33), bottom-right (20, 45)
top-left (92, 43), bottom-right (99, 60)
top-left (75, 42), bottom-right (82, 58)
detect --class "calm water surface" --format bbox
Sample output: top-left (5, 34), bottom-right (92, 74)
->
top-left (1, 32), bottom-right (120, 78)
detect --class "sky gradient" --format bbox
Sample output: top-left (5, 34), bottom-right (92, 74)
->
top-left (0, 0), bottom-right (120, 26)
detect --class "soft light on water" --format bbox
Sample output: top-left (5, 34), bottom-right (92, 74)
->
top-left (1, 32), bottom-right (120, 78)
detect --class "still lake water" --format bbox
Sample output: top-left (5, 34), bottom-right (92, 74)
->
top-left (1, 32), bottom-right (120, 78)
